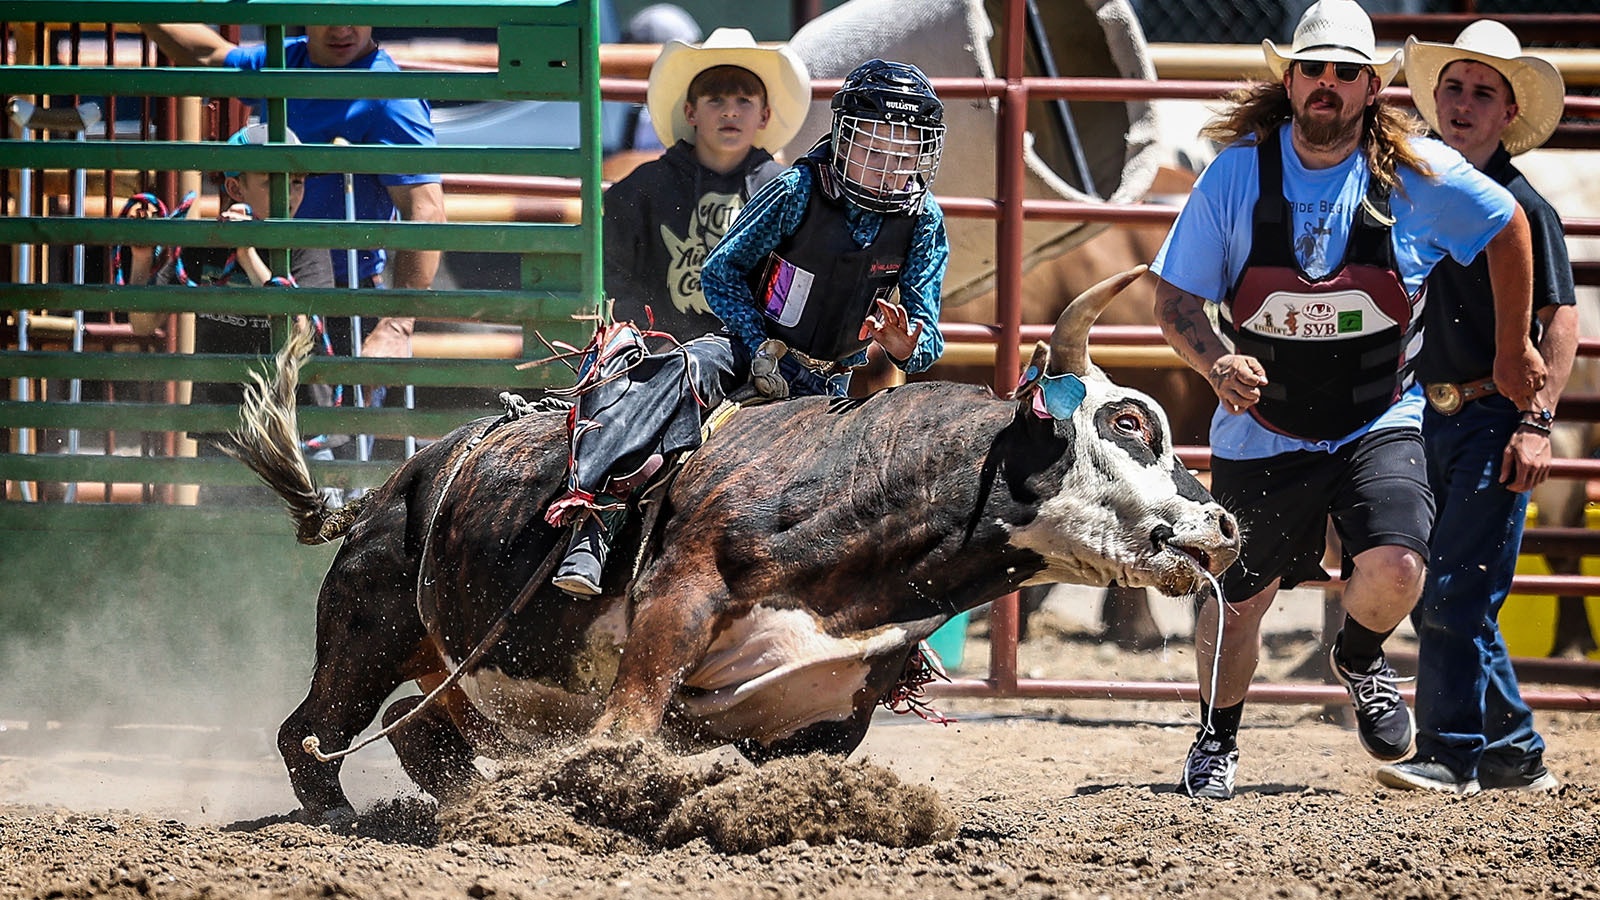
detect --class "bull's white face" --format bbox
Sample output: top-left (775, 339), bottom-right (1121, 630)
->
top-left (1006, 372), bottom-right (1238, 596)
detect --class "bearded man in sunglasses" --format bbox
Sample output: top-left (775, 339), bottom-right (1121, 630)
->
top-left (1149, 0), bottom-right (1546, 800)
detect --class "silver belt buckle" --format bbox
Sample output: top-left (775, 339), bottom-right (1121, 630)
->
top-left (1424, 382), bottom-right (1464, 415)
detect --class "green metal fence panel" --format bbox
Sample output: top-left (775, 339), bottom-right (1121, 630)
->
top-left (0, 217), bottom-right (589, 254)
top-left (0, 143), bottom-right (589, 176)
top-left (2, 0), bottom-right (603, 506)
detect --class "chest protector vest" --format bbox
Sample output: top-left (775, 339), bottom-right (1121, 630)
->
top-left (1219, 130), bottom-right (1420, 441)
top-left (746, 156), bottom-right (917, 363)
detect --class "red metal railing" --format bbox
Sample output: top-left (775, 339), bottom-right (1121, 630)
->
top-left (944, 0), bottom-right (1600, 709)
top-left (590, 3), bottom-right (1600, 708)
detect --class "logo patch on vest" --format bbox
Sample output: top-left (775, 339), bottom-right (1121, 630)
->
top-left (758, 255), bottom-right (816, 328)
top-left (1241, 289), bottom-right (1396, 340)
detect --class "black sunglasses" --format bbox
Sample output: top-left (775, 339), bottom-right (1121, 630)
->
top-left (1296, 60), bottom-right (1369, 83)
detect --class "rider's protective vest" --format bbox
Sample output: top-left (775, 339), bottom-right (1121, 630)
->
top-left (1218, 130), bottom-right (1420, 442)
top-left (745, 154), bottom-right (917, 363)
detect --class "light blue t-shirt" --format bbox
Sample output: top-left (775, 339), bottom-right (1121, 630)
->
top-left (1150, 123), bottom-right (1514, 460)
top-left (227, 38), bottom-right (441, 282)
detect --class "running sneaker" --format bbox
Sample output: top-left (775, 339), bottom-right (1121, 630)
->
top-left (1182, 733), bottom-right (1238, 800)
top-left (1329, 643), bottom-right (1414, 761)
top-left (1376, 757), bottom-right (1480, 796)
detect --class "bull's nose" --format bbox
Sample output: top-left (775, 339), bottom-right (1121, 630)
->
top-left (1216, 508), bottom-right (1238, 543)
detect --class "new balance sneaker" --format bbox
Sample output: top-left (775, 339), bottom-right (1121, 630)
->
top-left (1375, 757), bottom-right (1480, 796)
top-left (1182, 734), bottom-right (1239, 800)
top-left (1479, 754), bottom-right (1560, 792)
top-left (1329, 644), bottom-right (1414, 761)
top-left (552, 517), bottom-right (610, 597)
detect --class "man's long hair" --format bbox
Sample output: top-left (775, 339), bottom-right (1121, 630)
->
top-left (1202, 81), bottom-right (1431, 193)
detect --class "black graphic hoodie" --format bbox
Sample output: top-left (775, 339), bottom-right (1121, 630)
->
top-left (602, 140), bottom-right (782, 340)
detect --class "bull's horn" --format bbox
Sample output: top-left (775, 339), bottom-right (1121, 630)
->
top-left (1046, 264), bottom-right (1149, 376)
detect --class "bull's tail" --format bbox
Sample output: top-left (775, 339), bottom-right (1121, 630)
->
top-left (225, 318), bottom-right (368, 545)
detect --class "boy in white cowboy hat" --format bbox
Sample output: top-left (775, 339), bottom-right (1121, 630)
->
top-left (603, 27), bottom-right (811, 340)
top-left (1375, 20), bottom-right (1574, 796)
top-left (1150, 0), bottom-right (1548, 800)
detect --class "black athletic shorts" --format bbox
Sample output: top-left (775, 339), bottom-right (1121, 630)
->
top-left (1210, 426), bottom-right (1434, 599)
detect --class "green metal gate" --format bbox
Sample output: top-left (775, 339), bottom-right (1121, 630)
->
top-left (0, 0), bottom-right (602, 723)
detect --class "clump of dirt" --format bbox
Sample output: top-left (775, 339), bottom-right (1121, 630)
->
top-left (659, 753), bottom-right (958, 853)
top-left (435, 737), bottom-right (956, 854)
top-left (437, 738), bottom-right (733, 851)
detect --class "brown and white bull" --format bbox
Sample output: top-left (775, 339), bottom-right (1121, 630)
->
top-left (233, 267), bottom-right (1238, 824)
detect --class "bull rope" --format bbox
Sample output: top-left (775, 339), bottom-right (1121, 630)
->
top-left (303, 400), bottom-right (568, 763)
top-left (1198, 570), bottom-right (1227, 735)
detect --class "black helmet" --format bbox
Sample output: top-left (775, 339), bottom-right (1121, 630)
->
top-left (828, 59), bottom-right (945, 214)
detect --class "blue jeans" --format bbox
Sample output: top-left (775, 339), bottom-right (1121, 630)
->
top-left (1414, 396), bottom-right (1545, 776)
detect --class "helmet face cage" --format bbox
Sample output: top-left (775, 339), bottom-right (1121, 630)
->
top-left (831, 114), bottom-right (944, 214)
top-left (828, 60), bottom-right (945, 214)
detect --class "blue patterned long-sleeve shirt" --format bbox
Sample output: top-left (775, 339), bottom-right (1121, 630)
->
top-left (701, 161), bottom-right (949, 373)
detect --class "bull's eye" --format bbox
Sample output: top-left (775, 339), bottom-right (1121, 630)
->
top-left (1094, 397), bottom-right (1165, 465)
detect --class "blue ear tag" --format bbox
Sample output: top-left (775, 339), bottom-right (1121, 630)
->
top-left (1039, 372), bottom-right (1087, 420)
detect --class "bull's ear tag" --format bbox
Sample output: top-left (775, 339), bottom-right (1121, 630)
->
top-left (1039, 372), bottom-right (1086, 420)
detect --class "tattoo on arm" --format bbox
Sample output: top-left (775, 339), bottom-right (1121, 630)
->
top-left (1157, 291), bottom-right (1211, 358)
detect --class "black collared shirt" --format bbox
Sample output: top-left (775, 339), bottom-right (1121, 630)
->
top-left (1414, 144), bottom-right (1575, 385)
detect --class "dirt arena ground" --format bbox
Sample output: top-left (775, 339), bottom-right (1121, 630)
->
top-left (3, 592), bottom-right (1598, 899)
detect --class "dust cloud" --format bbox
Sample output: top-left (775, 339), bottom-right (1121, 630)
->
top-left (0, 541), bottom-right (388, 822)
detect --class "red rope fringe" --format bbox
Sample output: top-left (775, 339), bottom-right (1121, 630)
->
top-left (881, 641), bottom-right (956, 725)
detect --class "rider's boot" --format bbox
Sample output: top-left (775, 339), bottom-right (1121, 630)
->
top-left (553, 509), bottom-right (618, 597)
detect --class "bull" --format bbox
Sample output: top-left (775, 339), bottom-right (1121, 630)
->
top-left (232, 267), bottom-right (1238, 824)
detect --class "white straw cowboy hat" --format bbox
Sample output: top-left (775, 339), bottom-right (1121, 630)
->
top-left (1403, 20), bottom-right (1565, 156)
top-left (1263, 0), bottom-right (1401, 89)
top-left (647, 27), bottom-right (812, 152)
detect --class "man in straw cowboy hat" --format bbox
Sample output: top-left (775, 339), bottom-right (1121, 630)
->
top-left (1374, 20), bottom-right (1574, 796)
top-left (604, 26), bottom-right (811, 339)
top-left (545, 58), bottom-right (949, 597)
top-left (1151, 0), bottom-right (1548, 799)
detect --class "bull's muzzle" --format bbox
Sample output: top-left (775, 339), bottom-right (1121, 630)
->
top-left (1151, 506), bottom-right (1239, 577)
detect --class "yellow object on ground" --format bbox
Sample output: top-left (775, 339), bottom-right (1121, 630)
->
top-left (1578, 505), bottom-right (1600, 660)
top-left (1501, 503), bottom-right (1558, 658)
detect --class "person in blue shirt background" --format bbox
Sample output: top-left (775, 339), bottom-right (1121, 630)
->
top-left (140, 22), bottom-right (446, 359)
top-left (1148, 0), bottom-right (1545, 801)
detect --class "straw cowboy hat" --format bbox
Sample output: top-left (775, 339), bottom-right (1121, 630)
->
top-left (1263, 0), bottom-right (1401, 89)
top-left (647, 27), bottom-right (812, 151)
top-left (1403, 20), bottom-right (1565, 156)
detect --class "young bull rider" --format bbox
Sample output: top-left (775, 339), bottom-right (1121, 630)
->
top-left (545, 59), bottom-right (952, 596)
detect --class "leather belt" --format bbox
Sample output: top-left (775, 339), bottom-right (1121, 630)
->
top-left (1424, 376), bottom-right (1498, 415)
